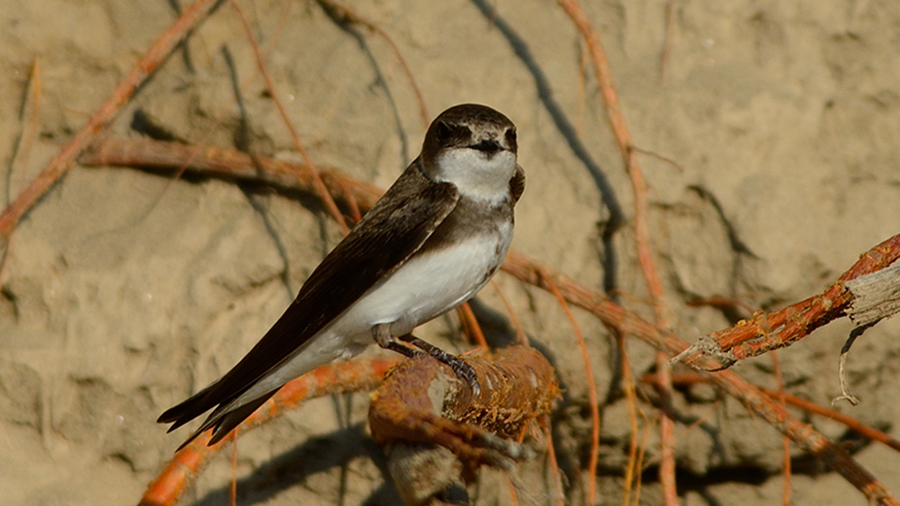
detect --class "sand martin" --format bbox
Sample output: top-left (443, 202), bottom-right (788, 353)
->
top-left (158, 103), bottom-right (525, 448)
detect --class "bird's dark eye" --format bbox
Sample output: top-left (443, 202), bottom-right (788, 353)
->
top-left (436, 121), bottom-right (463, 144)
top-left (435, 121), bottom-right (453, 142)
top-left (505, 128), bottom-right (517, 151)
top-left (435, 121), bottom-right (470, 145)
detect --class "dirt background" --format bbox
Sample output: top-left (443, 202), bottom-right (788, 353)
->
top-left (2, 1), bottom-right (900, 505)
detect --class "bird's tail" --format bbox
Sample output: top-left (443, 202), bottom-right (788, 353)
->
top-left (158, 380), bottom-right (278, 451)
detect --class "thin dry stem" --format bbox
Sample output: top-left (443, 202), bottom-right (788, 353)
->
top-left (9, 58), bottom-right (43, 192)
top-left (556, 0), bottom-right (678, 501)
top-left (79, 139), bottom-right (386, 218)
top-left (632, 146), bottom-right (685, 173)
top-left (542, 416), bottom-right (566, 506)
top-left (315, 0), bottom-right (430, 128)
top-left (619, 329), bottom-right (640, 506)
top-left (771, 351), bottom-right (792, 506)
top-left (163, 3), bottom-right (293, 192)
top-left (659, 2), bottom-right (676, 85)
top-left (656, 372), bottom-right (900, 454)
top-left (458, 302), bottom-right (489, 349)
top-left (1, 59), bottom-right (42, 285)
top-left (656, 351), bottom-right (677, 505)
top-left (631, 413), bottom-right (654, 506)
top-left (576, 38), bottom-right (588, 140)
top-left (491, 279), bottom-right (529, 346)
top-left (229, 0), bottom-right (350, 234)
top-left (540, 271), bottom-right (600, 506)
top-left (507, 477), bottom-right (521, 506)
top-left (766, 390), bottom-right (900, 453)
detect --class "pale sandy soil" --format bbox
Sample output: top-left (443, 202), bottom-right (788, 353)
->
top-left (2, 1), bottom-right (900, 505)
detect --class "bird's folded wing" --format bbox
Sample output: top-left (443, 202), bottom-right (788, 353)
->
top-left (158, 159), bottom-right (459, 431)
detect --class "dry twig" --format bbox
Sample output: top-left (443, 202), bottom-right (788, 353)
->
top-left (646, 372), bottom-right (900, 454)
top-left (315, 0), bottom-right (430, 129)
top-left (540, 271), bottom-right (600, 503)
top-left (228, 0), bottom-right (350, 234)
top-left (555, 0), bottom-right (678, 501)
top-left (673, 236), bottom-right (900, 369)
top-left (0, 59), bottom-right (42, 286)
top-left (770, 351), bottom-right (793, 506)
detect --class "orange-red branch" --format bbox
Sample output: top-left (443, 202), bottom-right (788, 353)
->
top-left (141, 359), bottom-right (397, 506)
top-left (674, 235), bottom-right (900, 369)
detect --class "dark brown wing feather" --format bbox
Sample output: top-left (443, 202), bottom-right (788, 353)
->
top-left (158, 158), bottom-right (459, 445)
top-left (510, 164), bottom-right (525, 203)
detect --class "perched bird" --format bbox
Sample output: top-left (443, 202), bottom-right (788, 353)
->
top-left (158, 104), bottom-right (525, 448)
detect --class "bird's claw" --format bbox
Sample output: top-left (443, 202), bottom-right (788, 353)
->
top-left (398, 334), bottom-right (482, 396)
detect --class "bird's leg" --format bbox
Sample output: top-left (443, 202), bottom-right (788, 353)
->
top-left (372, 323), bottom-right (422, 358)
top-left (371, 324), bottom-right (482, 396)
top-left (398, 334), bottom-right (482, 397)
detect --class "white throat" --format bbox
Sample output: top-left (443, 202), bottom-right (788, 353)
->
top-left (433, 148), bottom-right (516, 202)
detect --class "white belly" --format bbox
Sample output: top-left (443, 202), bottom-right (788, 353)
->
top-left (234, 224), bottom-right (512, 404)
top-left (341, 225), bottom-right (512, 338)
